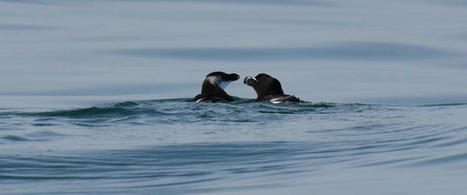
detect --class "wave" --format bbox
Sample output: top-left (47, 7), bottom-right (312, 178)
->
top-left (0, 98), bottom-right (369, 127)
top-left (3, 98), bottom-right (466, 128)
top-left (111, 42), bottom-right (458, 62)
top-left (2, 98), bottom-right (467, 194)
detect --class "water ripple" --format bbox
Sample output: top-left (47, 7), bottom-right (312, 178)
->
top-left (1, 99), bottom-right (467, 193)
top-left (10, 98), bottom-right (348, 126)
top-left (111, 42), bottom-right (458, 61)
top-left (0, 24), bottom-right (56, 31)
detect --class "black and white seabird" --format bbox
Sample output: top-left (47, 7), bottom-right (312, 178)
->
top-left (243, 73), bottom-right (300, 103)
top-left (193, 71), bottom-right (240, 103)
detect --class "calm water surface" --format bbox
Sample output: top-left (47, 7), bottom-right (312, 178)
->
top-left (1, 0), bottom-right (467, 194)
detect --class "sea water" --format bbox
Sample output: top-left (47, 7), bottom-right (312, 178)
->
top-left (1, 0), bottom-right (467, 194)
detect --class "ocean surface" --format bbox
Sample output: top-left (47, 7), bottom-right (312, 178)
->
top-left (1, 0), bottom-right (467, 194)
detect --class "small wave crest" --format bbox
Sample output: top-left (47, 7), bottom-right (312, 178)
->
top-left (6, 98), bottom-right (371, 127)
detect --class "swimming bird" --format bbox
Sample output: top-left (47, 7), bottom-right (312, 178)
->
top-left (244, 73), bottom-right (300, 103)
top-left (193, 71), bottom-right (240, 102)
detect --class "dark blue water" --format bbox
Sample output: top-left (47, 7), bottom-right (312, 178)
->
top-left (2, 99), bottom-right (467, 194)
top-left (2, 0), bottom-right (467, 194)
